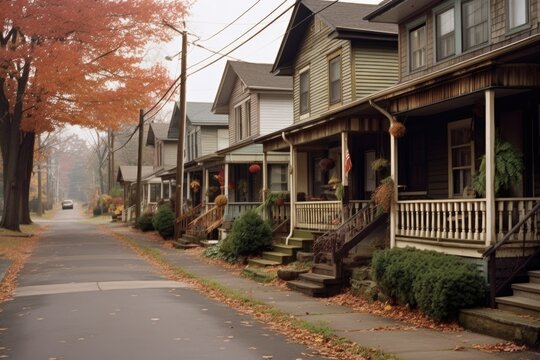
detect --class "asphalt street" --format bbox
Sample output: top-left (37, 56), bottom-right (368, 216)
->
top-left (0, 207), bottom-right (326, 360)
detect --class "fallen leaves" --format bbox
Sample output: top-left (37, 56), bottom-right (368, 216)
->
top-left (472, 342), bottom-right (528, 353)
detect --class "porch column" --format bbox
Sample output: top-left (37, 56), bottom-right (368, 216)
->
top-left (390, 131), bottom-right (398, 248)
top-left (262, 152), bottom-right (269, 220)
top-left (224, 163), bottom-right (229, 207)
top-left (186, 172), bottom-right (191, 200)
top-left (291, 146), bottom-right (297, 229)
top-left (204, 168), bottom-right (209, 205)
top-left (485, 90), bottom-right (496, 246)
top-left (160, 180), bottom-right (164, 201)
top-left (169, 179), bottom-right (172, 200)
top-left (341, 132), bottom-right (349, 187)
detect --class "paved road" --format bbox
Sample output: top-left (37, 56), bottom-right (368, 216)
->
top-left (0, 208), bottom-right (326, 360)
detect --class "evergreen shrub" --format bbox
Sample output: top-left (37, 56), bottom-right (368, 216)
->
top-left (221, 210), bottom-right (272, 258)
top-left (152, 204), bottom-right (175, 239)
top-left (372, 247), bottom-right (486, 322)
top-left (137, 212), bottom-right (154, 231)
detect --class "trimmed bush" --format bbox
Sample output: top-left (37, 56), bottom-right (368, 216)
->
top-left (152, 204), bottom-right (175, 239)
top-left (372, 247), bottom-right (486, 322)
top-left (203, 241), bottom-right (238, 264)
top-left (221, 210), bottom-right (272, 258)
top-left (137, 212), bottom-right (154, 232)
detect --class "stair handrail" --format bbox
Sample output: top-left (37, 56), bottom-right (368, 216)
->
top-left (188, 204), bottom-right (225, 237)
top-left (313, 202), bottom-right (381, 263)
top-left (176, 203), bottom-right (204, 235)
top-left (483, 201), bottom-right (540, 307)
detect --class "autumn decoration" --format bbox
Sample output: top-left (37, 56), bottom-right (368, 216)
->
top-left (319, 158), bottom-right (335, 172)
top-left (214, 195), bottom-right (228, 207)
top-left (372, 177), bottom-right (394, 213)
top-left (248, 163), bottom-right (261, 174)
top-left (214, 169), bottom-right (225, 186)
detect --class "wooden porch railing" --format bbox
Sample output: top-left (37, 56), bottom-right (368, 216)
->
top-left (295, 200), bottom-right (371, 231)
top-left (396, 199), bottom-right (487, 243)
top-left (313, 202), bottom-right (386, 278)
top-left (484, 201), bottom-right (540, 307)
top-left (186, 205), bottom-right (225, 238)
top-left (495, 198), bottom-right (540, 242)
top-left (227, 202), bottom-right (261, 221)
top-left (176, 203), bottom-right (204, 236)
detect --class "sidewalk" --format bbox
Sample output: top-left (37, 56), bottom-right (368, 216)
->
top-left (107, 223), bottom-right (540, 360)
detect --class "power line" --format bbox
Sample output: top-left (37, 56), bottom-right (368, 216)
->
top-left (200, 0), bottom-right (264, 42)
top-left (187, 0), bottom-right (290, 71)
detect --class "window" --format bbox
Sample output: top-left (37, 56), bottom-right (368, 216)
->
top-left (299, 69), bottom-right (310, 115)
top-left (409, 24), bottom-right (426, 71)
top-left (269, 164), bottom-right (288, 192)
top-left (462, 0), bottom-right (489, 50)
top-left (508, 0), bottom-right (528, 30)
top-left (436, 8), bottom-right (455, 60)
top-left (448, 119), bottom-right (474, 197)
top-left (149, 183), bottom-right (160, 202)
top-left (234, 100), bottom-right (251, 141)
top-left (329, 55), bottom-right (342, 105)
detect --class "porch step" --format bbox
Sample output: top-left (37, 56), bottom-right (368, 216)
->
top-left (496, 296), bottom-right (540, 318)
top-left (459, 307), bottom-right (540, 348)
top-left (529, 271), bottom-right (540, 284)
top-left (312, 263), bottom-right (336, 277)
top-left (298, 272), bottom-right (342, 285)
top-left (272, 243), bottom-right (300, 256)
top-left (173, 240), bottom-right (199, 250)
top-left (286, 279), bottom-right (339, 297)
top-left (262, 251), bottom-right (294, 264)
top-left (247, 258), bottom-right (281, 268)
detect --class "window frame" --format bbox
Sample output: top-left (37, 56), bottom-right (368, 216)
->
top-left (435, 5), bottom-right (456, 61)
top-left (328, 52), bottom-right (342, 106)
top-left (461, 0), bottom-right (489, 52)
top-left (298, 66), bottom-right (310, 118)
top-left (447, 118), bottom-right (475, 198)
top-left (407, 17), bottom-right (427, 72)
top-left (269, 164), bottom-right (288, 192)
top-left (234, 98), bottom-right (251, 142)
top-left (506, 0), bottom-right (529, 32)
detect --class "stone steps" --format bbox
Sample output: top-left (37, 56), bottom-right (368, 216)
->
top-left (247, 229), bottom-right (314, 268)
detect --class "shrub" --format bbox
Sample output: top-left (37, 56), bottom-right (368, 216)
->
top-left (152, 204), bottom-right (175, 239)
top-left (372, 247), bottom-right (486, 322)
top-left (137, 212), bottom-right (154, 231)
top-left (93, 206), bottom-right (103, 216)
top-left (203, 241), bottom-right (238, 264)
top-left (221, 210), bottom-right (272, 258)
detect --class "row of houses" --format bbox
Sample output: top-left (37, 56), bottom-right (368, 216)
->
top-left (118, 0), bottom-right (539, 311)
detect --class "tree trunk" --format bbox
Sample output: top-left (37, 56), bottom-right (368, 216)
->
top-left (19, 132), bottom-right (35, 224)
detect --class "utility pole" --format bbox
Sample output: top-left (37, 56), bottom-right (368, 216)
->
top-left (135, 110), bottom-right (144, 222)
top-left (174, 26), bottom-right (188, 240)
top-left (37, 134), bottom-right (43, 216)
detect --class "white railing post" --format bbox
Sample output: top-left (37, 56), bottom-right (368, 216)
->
top-left (485, 89), bottom-right (496, 246)
top-left (390, 131), bottom-right (398, 248)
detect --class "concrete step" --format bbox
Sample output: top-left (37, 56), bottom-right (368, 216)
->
top-left (272, 243), bottom-right (300, 256)
top-left (497, 296), bottom-right (540, 318)
top-left (459, 307), bottom-right (540, 347)
top-left (292, 229), bottom-right (314, 239)
top-left (247, 258), bottom-right (281, 268)
top-left (296, 251), bottom-right (313, 262)
top-left (529, 271), bottom-right (540, 284)
top-left (298, 272), bottom-right (342, 285)
top-left (513, 282), bottom-right (540, 301)
top-left (262, 251), bottom-right (293, 264)
top-left (277, 237), bottom-right (313, 252)
top-left (312, 263), bottom-right (336, 277)
top-left (172, 240), bottom-right (199, 249)
top-left (286, 280), bottom-right (329, 297)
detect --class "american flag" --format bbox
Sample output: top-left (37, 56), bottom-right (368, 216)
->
top-left (344, 148), bottom-right (352, 175)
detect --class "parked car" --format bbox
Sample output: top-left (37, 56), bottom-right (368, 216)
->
top-left (61, 200), bottom-right (74, 210)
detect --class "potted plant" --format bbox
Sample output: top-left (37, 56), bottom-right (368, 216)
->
top-left (473, 139), bottom-right (523, 197)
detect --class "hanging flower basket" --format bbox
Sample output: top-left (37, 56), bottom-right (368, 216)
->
top-left (214, 169), bottom-right (225, 186)
top-left (190, 179), bottom-right (201, 192)
top-left (389, 121), bottom-right (406, 138)
top-left (319, 158), bottom-right (335, 172)
top-left (248, 163), bottom-right (261, 174)
top-left (214, 194), bottom-right (228, 207)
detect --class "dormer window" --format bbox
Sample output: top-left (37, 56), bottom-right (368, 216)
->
top-left (409, 23), bottom-right (426, 71)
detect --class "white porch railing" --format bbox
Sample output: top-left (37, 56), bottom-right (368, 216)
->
top-left (295, 200), bottom-right (372, 231)
top-left (496, 198), bottom-right (540, 242)
top-left (396, 197), bottom-right (540, 244)
top-left (396, 199), bottom-right (487, 243)
top-left (227, 202), bottom-right (261, 220)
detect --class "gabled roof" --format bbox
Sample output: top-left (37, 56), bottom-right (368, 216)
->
top-left (213, 61), bottom-right (292, 114)
top-left (273, 0), bottom-right (398, 75)
top-left (116, 165), bottom-right (154, 183)
top-left (146, 123), bottom-right (172, 146)
top-left (167, 102), bottom-right (228, 138)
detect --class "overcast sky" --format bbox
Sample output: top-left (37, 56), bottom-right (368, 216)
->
top-left (149, 0), bottom-right (382, 110)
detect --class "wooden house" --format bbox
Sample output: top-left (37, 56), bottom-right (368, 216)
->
top-left (259, 0), bottom-right (398, 234)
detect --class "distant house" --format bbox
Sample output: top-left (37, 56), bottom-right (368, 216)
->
top-left (116, 165), bottom-right (154, 220)
top-left (211, 61), bottom-right (293, 217)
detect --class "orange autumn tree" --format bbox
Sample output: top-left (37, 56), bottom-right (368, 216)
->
top-left (0, 0), bottom-right (189, 231)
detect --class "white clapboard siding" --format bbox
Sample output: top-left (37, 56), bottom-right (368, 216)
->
top-left (162, 142), bottom-right (178, 167)
top-left (259, 94), bottom-right (293, 136)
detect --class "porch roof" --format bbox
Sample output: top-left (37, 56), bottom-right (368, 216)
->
top-left (364, 0), bottom-right (435, 24)
top-left (116, 165), bottom-right (154, 184)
